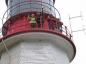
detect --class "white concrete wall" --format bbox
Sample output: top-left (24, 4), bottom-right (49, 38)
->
top-left (0, 43), bottom-right (21, 64)
top-left (0, 41), bottom-right (69, 64)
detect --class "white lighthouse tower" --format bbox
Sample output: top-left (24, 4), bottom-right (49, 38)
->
top-left (0, 0), bottom-right (76, 64)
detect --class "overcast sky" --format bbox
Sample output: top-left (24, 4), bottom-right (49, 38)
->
top-left (0, 0), bottom-right (86, 64)
top-left (55, 0), bottom-right (86, 64)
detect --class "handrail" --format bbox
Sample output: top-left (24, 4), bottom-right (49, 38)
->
top-left (2, 1), bottom-right (61, 24)
top-left (62, 25), bottom-right (72, 39)
top-left (1, 1), bottom-right (72, 39)
top-left (6, 23), bottom-right (72, 39)
top-left (7, 3), bottom-right (53, 18)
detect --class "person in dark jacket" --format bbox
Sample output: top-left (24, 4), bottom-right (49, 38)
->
top-left (36, 13), bottom-right (41, 28)
top-left (47, 15), bottom-right (55, 30)
top-left (56, 19), bottom-right (63, 32)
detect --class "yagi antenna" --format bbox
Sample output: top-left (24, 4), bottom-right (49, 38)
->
top-left (68, 12), bottom-right (85, 34)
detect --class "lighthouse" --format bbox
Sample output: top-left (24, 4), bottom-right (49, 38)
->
top-left (0, 0), bottom-right (76, 64)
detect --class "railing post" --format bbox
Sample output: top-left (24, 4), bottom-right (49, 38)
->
top-left (70, 34), bottom-right (72, 39)
top-left (65, 26), bottom-right (68, 36)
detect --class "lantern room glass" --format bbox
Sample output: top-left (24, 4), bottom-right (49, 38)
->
top-left (7, 0), bottom-right (54, 17)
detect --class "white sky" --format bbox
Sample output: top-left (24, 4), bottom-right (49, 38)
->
top-left (0, 0), bottom-right (86, 64)
top-left (55, 0), bottom-right (86, 64)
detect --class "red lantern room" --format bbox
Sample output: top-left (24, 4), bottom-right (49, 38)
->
top-left (0, 0), bottom-right (76, 64)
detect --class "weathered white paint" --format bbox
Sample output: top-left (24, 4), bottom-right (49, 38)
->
top-left (0, 32), bottom-right (75, 64)
top-left (0, 41), bottom-right (69, 64)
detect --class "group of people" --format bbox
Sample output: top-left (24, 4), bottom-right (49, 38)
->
top-left (47, 15), bottom-right (63, 32)
top-left (27, 13), bottom-right (63, 32)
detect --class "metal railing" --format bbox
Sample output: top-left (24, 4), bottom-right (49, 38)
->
top-left (62, 25), bottom-right (72, 39)
top-left (2, 1), bottom-right (61, 24)
top-left (2, 20), bottom-right (72, 39)
top-left (1, 1), bottom-right (72, 39)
